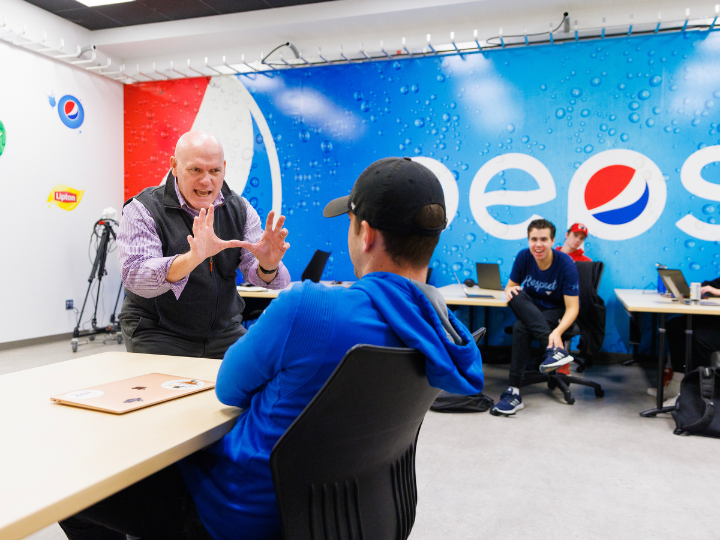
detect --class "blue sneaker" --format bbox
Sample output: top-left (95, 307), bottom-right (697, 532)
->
top-left (491, 387), bottom-right (524, 416)
top-left (540, 347), bottom-right (574, 373)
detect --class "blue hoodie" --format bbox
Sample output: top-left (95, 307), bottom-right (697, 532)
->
top-left (179, 272), bottom-right (483, 540)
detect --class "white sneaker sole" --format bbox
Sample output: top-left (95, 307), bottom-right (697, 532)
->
top-left (491, 402), bottom-right (525, 415)
top-left (539, 354), bottom-right (574, 373)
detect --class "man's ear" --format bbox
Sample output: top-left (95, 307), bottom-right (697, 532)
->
top-left (170, 156), bottom-right (178, 177)
top-left (361, 220), bottom-right (376, 253)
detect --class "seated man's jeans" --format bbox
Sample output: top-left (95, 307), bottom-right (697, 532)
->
top-left (508, 290), bottom-right (565, 387)
top-left (58, 464), bottom-right (214, 540)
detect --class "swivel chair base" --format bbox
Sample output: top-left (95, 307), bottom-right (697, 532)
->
top-left (520, 370), bottom-right (605, 405)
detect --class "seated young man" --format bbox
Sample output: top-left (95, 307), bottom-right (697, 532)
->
top-left (660, 279), bottom-right (720, 406)
top-left (556, 222), bottom-right (591, 262)
top-left (492, 219), bottom-right (580, 416)
top-left (59, 157), bottom-right (484, 540)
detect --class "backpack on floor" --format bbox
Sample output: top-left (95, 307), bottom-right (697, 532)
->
top-left (672, 366), bottom-right (720, 438)
top-left (430, 391), bottom-right (494, 413)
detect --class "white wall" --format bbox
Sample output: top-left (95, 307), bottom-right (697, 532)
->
top-left (0, 39), bottom-right (123, 344)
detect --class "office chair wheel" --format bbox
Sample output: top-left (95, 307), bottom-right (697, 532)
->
top-left (595, 389), bottom-right (605, 398)
top-left (89, 334), bottom-right (95, 341)
top-left (566, 396), bottom-right (575, 405)
top-left (117, 334), bottom-right (123, 344)
top-left (71, 341), bottom-right (77, 353)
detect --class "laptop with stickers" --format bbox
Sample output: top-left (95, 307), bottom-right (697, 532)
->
top-left (50, 373), bottom-right (215, 414)
top-left (657, 268), bottom-right (691, 299)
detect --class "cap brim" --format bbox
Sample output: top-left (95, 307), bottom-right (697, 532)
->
top-left (323, 195), bottom-right (350, 218)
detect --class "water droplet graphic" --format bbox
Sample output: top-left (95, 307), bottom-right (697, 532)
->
top-left (400, 85), bottom-right (409, 94)
top-left (649, 75), bottom-right (662, 87)
top-left (629, 113), bottom-right (640, 123)
top-left (250, 177), bottom-right (260, 187)
top-left (411, 84), bottom-right (419, 93)
top-left (507, 123), bottom-right (515, 133)
top-left (581, 109), bottom-right (590, 117)
top-left (690, 262), bottom-right (701, 271)
top-left (599, 123), bottom-right (608, 131)
top-left (466, 233), bottom-right (476, 242)
top-left (255, 134), bottom-right (263, 145)
top-left (629, 101), bottom-right (640, 111)
top-left (703, 204), bottom-right (716, 215)
top-left (299, 130), bottom-right (310, 142)
top-left (571, 88), bottom-right (583, 97)
top-left (620, 133), bottom-right (629, 142)
top-left (584, 145), bottom-right (594, 153)
top-left (638, 90), bottom-right (651, 100)
top-left (437, 75), bottom-right (445, 82)
top-left (360, 101), bottom-right (370, 112)
top-left (590, 77), bottom-right (601, 87)
top-left (321, 140), bottom-right (333, 152)
top-left (414, 118), bottom-right (425, 127)
top-left (555, 108), bottom-right (566, 119)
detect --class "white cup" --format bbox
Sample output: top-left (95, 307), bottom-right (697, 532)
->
top-left (690, 282), bottom-right (702, 301)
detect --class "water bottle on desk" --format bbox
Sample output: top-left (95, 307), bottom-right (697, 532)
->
top-left (656, 263), bottom-right (667, 294)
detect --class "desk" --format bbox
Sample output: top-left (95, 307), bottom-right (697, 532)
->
top-left (0, 352), bottom-right (241, 540)
top-left (237, 280), bottom-right (353, 299)
top-left (614, 289), bottom-right (720, 417)
top-left (438, 284), bottom-right (507, 340)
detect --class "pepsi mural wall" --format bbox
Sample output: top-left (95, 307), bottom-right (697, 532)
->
top-left (124, 30), bottom-right (720, 353)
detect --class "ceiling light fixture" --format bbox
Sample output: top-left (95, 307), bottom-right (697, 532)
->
top-left (75, 0), bottom-right (135, 7)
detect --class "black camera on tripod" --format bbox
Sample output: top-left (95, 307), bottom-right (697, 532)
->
top-left (71, 213), bottom-right (124, 352)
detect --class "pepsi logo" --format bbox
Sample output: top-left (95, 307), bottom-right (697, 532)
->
top-left (57, 95), bottom-right (84, 129)
top-left (568, 150), bottom-right (666, 240)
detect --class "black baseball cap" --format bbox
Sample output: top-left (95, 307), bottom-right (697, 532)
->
top-left (323, 157), bottom-right (447, 236)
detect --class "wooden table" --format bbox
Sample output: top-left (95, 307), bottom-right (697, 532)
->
top-left (0, 352), bottom-right (241, 540)
top-left (615, 289), bottom-right (720, 416)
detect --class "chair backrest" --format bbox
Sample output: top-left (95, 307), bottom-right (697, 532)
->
top-left (301, 250), bottom-right (331, 283)
top-left (270, 344), bottom-right (441, 540)
top-left (574, 261), bottom-right (606, 355)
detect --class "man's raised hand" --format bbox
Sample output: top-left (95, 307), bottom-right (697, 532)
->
top-left (187, 205), bottom-right (243, 263)
top-left (235, 210), bottom-right (290, 271)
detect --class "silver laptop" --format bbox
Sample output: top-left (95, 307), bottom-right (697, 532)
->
top-left (454, 273), bottom-right (493, 298)
top-left (475, 263), bottom-right (503, 291)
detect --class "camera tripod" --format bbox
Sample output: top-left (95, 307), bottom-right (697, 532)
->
top-left (71, 218), bottom-right (123, 353)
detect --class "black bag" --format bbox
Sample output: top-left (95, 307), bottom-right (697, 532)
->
top-left (430, 391), bottom-right (494, 413)
top-left (672, 366), bottom-right (720, 438)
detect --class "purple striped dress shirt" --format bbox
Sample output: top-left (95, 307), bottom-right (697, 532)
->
top-left (117, 179), bottom-right (290, 299)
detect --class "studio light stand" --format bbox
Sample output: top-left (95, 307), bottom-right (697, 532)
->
top-left (71, 216), bottom-right (123, 352)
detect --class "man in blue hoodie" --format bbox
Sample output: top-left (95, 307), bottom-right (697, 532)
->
top-left (59, 157), bottom-right (484, 540)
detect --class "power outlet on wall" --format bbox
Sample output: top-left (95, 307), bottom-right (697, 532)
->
top-left (66, 300), bottom-right (74, 310)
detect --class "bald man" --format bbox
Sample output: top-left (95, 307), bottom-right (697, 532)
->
top-left (117, 131), bottom-right (291, 358)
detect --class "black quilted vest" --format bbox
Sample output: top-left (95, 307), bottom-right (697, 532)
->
top-left (120, 177), bottom-right (247, 340)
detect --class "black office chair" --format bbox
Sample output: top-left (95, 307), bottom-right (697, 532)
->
top-left (301, 249), bottom-right (331, 283)
top-left (519, 261), bottom-right (605, 404)
top-left (430, 328), bottom-right (493, 413)
top-left (270, 344), bottom-right (441, 540)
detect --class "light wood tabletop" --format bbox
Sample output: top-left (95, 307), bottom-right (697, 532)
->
top-left (0, 352), bottom-right (241, 540)
top-left (438, 283), bottom-right (508, 307)
top-left (237, 280), bottom-right (353, 299)
top-left (614, 288), bottom-right (720, 315)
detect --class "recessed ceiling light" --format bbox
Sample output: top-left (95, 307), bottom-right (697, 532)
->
top-left (75, 0), bottom-right (135, 7)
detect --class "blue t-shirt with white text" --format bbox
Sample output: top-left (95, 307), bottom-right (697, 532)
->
top-left (509, 248), bottom-right (579, 309)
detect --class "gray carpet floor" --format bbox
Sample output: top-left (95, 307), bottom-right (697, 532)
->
top-left (3, 340), bottom-right (718, 540)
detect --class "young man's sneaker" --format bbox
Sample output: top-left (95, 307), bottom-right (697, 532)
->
top-left (491, 387), bottom-right (524, 416)
top-left (540, 347), bottom-right (574, 373)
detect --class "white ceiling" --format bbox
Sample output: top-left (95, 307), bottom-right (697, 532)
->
top-left (6, 0), bottom-right (720, 81)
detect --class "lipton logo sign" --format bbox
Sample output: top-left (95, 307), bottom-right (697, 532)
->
top-left (48, 185), bottom-right (84, 211)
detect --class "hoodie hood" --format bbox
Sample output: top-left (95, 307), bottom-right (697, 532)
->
top-left (351, 272), bottom-right (484, 395)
